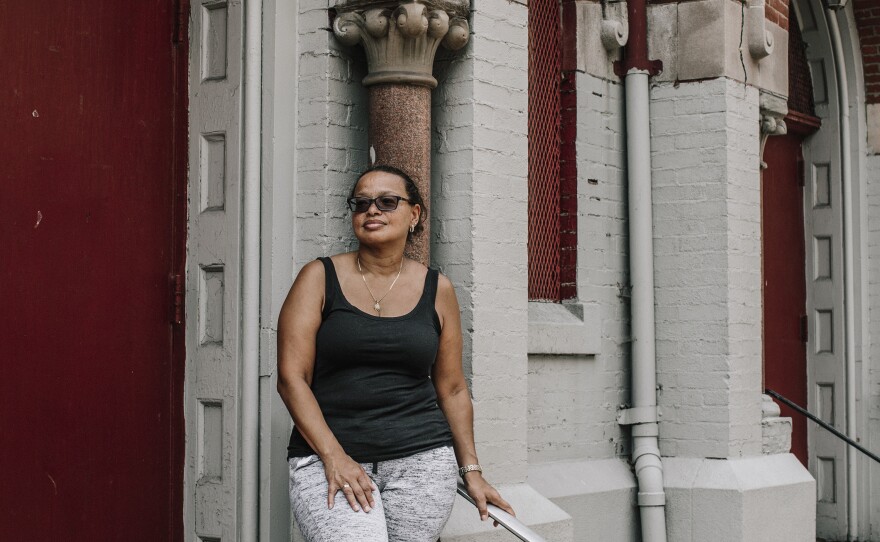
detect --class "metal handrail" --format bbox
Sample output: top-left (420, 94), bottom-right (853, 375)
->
top-left (456, 481), bottom-right (548, 542)
top-left (764, 388), bottom-right (880, 464)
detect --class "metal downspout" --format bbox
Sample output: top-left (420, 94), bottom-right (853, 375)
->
top-left (824, 7), bottom-right (858, 539)
top-left (242, 0), bottom-right (263, 539)
top-left (618, 0), bottom-right (667, 540)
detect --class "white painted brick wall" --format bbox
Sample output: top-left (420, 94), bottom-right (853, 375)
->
top-left (762, 416), bottom-right (792, 455)
top-left (527, 73), bottom-right (631, 464)
top-left (295, 0), bottom-right (368, 270)
top-left (528, 76), bottom-right (766, 464)
top-left (650, 78), bottom-right (763, 458)
top-left (432, 0), bottom-right (529, 484)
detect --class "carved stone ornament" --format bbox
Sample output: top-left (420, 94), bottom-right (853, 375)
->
top-left (747, 0), bottom-right (774, 60)
top-left (759, 112), bottom-right (787, 170)
top-left (333, 1), bottom-right (470, 88)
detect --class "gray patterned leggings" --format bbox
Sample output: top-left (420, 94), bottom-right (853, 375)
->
top-left (289, 446), bottom-right (458, 542)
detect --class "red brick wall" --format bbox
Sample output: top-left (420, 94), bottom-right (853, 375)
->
top-left (766, 0), bottom-right (789, 30)
top-left (788, 12), bottom-right (815, 116)
top-left (854, 0), bottom-right (880, 104)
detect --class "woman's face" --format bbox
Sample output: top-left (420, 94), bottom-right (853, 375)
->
top-left (350, 171), bottom-right (420, 248)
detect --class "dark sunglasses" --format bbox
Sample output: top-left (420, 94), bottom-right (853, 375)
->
top-left (346, 195), bottom-right (410, 213)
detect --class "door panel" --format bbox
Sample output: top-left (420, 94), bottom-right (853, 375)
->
top-left (0, 2), bottom-right (184, 540)
top-left (762, 133), bottom-right (809, 466)
top-left (186, 1), bottom-right (244, 539)
top-left (794, 3), bottom-right (850, 538)
top-left (803, 129), bottom-right (848, 540)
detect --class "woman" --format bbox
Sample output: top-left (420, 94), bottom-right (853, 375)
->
top-left (277, 165), bottom-right (514, 541)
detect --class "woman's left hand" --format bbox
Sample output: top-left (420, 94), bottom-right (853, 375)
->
top-left (463, 472), bottom-right (515, 527)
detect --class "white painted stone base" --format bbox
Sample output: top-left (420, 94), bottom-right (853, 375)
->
top-left (529, 459), bottom-right (639, 542)
top-left (440, 483), bottom-right (572, 542)
top-left (663, 454), bottom-right (815, 542)
top-left (518, 455), bottom-right (813, 542)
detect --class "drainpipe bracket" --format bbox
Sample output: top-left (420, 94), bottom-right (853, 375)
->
top-left (612, 59), bottom-right (663, 79)
top-left (631, 423), bottom-right (659, 437)
top-left (637, 491), bottom-right (667, 507)
top-left (617, 405), bottom-right (658, 426)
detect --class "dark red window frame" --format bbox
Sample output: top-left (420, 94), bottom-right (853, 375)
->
top-left (528, 0), bottom-right (577, 301)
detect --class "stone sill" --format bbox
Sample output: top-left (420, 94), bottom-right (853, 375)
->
top-left (527, 301), bottom-right (600, 355)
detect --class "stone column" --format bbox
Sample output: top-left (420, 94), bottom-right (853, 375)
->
top-left (333, 1), bottom-right (469, 263)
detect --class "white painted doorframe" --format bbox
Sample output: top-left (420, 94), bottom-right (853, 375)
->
top-left (794, 1), bottom-right (869, 539)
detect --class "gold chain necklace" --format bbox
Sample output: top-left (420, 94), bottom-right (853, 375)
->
top-left (357, 256), bottom-right (404, 315)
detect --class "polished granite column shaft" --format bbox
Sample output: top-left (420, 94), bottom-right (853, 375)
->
top-left (333, 0), bottom-right (469, 264)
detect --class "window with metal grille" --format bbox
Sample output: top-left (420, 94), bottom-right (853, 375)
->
top-left (787, 16), bottom-right (814, 117)
top-left (528, 0), bottom-right (576, 301)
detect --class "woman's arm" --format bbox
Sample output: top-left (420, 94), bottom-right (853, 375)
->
top-left (432, 274), bottom-right (515, 523)
top-left (276, 260), bottom-right (376, 513)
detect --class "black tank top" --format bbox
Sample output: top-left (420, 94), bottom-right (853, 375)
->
top-left (287, 257), bottom-right (453, 462)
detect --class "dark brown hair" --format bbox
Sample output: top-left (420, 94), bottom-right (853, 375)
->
top-left (350, 164), bottom-right (427, 239)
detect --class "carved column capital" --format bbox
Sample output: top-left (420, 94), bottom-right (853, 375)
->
top-left (760, 113), bottom-right (787, 136)
top-left (333, 1), bottom-right (470, 88)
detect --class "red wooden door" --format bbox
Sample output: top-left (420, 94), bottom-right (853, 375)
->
top-left (0, 2), bottom-right (186, 540)
top-left (762, 133), bottom-right (808, 466)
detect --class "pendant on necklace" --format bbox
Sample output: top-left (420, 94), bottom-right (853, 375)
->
top-left (374, 302), bottom-right (381, 313)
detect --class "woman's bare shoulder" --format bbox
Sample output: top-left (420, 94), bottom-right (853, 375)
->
top-left (434, 271), bottom-right (459, 310)
top-left (298, 252), bottom-right (357, 281)
top-left (436, 271), bottom-right (456, 293)
top-left (283, 259), bottom-right (326, 308)
top-left (294, 258), bottom-right (325, 286)
top-left (328, 251), bottom-right (357, 267)
top-left (406, 257), bottom-right (429, 275)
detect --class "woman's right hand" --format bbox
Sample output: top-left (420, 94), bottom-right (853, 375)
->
top-left (323, 452), bottom-right (377, 513)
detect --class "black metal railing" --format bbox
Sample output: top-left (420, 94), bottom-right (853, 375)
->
top-left (456, 481), bottom-right (548, 542)
top-left (764, 388), bottom-right (880, 464)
